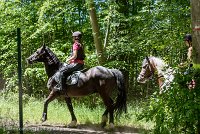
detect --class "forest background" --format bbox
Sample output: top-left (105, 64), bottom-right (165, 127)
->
top-left (0, 0), bottom-right (191, 96)
top-left (1, 0), bottom-right (199, 133)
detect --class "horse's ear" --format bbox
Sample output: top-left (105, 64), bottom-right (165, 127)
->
top-left (145, 56), bottom-right (149, 61)
top-left (42, 44), bottom-right (46, 49)
top-left (146, 56), bottom-right (151, 64)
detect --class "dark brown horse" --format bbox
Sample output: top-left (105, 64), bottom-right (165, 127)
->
top-left (26, 45), bottom-right (127, 128)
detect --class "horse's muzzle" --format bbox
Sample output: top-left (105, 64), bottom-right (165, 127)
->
top-left (26, 58), bottom-right (33, 64)
top-left (137, 76), bottom-right (146, 83)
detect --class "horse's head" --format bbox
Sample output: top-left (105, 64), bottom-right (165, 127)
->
top-left (27, 45), bottom-right (47, 64)
top-left (137, 56), bottom-right (156, 83)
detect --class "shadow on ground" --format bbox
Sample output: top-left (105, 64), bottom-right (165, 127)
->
top-left (25, 123), bottom-right (147, 134)
top-left (1, 118), bottom-right (149, 133)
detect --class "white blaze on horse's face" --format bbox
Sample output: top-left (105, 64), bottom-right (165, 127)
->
top-left (137, 61), bottom-right (153, 83)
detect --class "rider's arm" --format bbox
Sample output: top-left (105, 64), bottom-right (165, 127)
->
top-left (66, 50), bottom-right (78, 63)
top-left (187, 47), bottom-right (192, 61)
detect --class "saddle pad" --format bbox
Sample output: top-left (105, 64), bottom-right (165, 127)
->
top-left (66, 71), bottom-right (81, 85)
top-left (48, 71), bottom-right (81, 87)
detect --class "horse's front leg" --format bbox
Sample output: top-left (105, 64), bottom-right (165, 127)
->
top-left (101, 109), bottom-right (108, 128)
top-left (42, 90), bottom-right (59, 122)
top-left (65, 97), bottom-right (77, 127)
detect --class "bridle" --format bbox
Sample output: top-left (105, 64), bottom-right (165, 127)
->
top-left (137, 56), bottom-right (155, 83)
top-left (145, 56), bottom-right (155, 79)
top-left (138, 56), bottom-right (174, 94)
top-left (146, 56), bottom-right (167, 91)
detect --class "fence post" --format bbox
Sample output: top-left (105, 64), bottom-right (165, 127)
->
top-left (17, 28), bottom-right (23, 134)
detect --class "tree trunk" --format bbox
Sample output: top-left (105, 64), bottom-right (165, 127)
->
top-left (87, 0), bottom-right (105, 65)
top-left (191, 0), bottom-right (200, 64)
top-left (191, 1), bottom-right (200, 133)
top-left (103, 16), bottom-right (110, 49)
top-left (0, 74), bottom-right (5, 90)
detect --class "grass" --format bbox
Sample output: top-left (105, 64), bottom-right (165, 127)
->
top-left (0, 91), bottom-right (153, 133)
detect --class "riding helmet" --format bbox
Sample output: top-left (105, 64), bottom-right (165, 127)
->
top-left (184, 34), bottom-right (192, 41)
top-left (72, 31), bottom-right (82, 37)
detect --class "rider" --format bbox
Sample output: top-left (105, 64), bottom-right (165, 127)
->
top-left (180, 34), bottom-right (193, 67)
top-left (55, 31), bottom-right (85, 91)
top-left (183, 34), bottom-right (195, 89)
top-left (184, 34), bottom-right (192, 62)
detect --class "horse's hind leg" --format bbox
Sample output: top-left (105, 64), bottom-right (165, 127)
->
top-left (108, 97), bottom-right (115, 129)
top-left (100, 95), bottom-right (114, 128)
top-left (42, 90), bottom-right (59, 122)
top-left (65, 97), bottom-right (77, 127)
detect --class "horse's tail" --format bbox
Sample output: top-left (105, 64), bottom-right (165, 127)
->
top-left (111, 69), bottom-right (127, 116)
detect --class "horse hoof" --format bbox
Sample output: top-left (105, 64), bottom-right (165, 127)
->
top-left (41, 113), bottom-right (47, 122)
top-left (109, 123), bottom-right (115, 129)
top-left (67, 121), bottom-right (77, 128)
top-left (41, 116), bottom-right (47, 122)
top-left (101, 115), bottom-right (108, 128)
top-left (41, 118), bottom-right (46, 122)
top-left (101, 115), bottom-right (108, 122)
top-left (101, 122), bottom-right (106, 128)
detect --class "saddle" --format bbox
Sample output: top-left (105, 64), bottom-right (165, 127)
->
top-left (53, 71), bottom-right (81, 85)
top-left (65, 71), bottom-right (81, 85)
top-left (47, 68), bottom-right (86, 89)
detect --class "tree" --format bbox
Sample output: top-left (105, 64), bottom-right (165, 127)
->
top-left (191, 0), bottom-right (200, 64)
top-left (191, 1), bottom-right (200, 133)
top-left (87, 0), bottom-right (105, 65)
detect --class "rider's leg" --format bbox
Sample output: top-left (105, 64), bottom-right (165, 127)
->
top-left (59, 63), bottom-right (84, 90)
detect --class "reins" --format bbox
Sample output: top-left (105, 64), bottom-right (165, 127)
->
top-left (145, 56), bottom-right (156, 79)
top-left (146, 56), bottom-right (165, 90)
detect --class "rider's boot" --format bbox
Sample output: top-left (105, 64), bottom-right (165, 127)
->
top-left (54, 72), bottom-right (63, 91)
top-left (60, 76), bottom-right (66, 90)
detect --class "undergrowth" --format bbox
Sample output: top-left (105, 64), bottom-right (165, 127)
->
top-left (0, 91), bottom-right (153, 133)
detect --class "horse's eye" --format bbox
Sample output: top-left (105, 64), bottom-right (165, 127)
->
top-left (143, 64), bottom-right (147, 69)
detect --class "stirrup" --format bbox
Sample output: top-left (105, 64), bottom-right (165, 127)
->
top-left (54, 84), bottom-right (61, 91)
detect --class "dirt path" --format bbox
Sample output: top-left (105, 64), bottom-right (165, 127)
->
top-left (25, 124), bottom-right (140, 134)
top-left (1, 120), bottom-right (141, 134)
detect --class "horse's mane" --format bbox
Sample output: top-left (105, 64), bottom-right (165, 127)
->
top-left (45, 47), bottom-right (60, 64)
top-left (151, 56), bottom-right (174, 89)
top-left (150, 56), bottom-right (170, 75)
top-left (151, 56), bottom-right (167, 71)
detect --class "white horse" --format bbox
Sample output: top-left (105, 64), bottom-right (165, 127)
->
top-left (137, 56), bottom-right (174, 93)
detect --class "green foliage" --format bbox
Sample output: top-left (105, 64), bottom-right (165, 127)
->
top-left (1, 1), bottom-right (198, 134)
top-left (24, 67), bottom-right (48, 95)
top-left (0, 1), bottom-right (194, 132)
top-left (0, 0), bottom-right (191, 94)
top-left (0, 91), bottom-right (151, 133)
top-left (138, 66), bottom-right (200, 133)
top-left (104, 60), bottom-right (129, 70)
